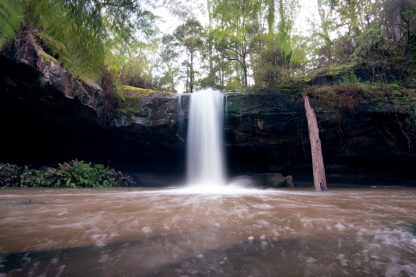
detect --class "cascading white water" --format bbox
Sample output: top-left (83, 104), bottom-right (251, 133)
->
top-left (186, 88), bottom-right (226, 188)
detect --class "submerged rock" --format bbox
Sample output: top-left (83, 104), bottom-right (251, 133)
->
top-left (251, 173), bottom-right (294, 188)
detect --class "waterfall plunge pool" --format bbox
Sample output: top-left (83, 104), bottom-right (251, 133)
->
top-left (0, 188), bottom-right (416, 276)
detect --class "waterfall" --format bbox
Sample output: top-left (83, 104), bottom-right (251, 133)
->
top-left (186, 88), bottom-right (226, 187)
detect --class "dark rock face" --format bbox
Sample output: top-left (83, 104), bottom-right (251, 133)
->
top-left (224, 91), bottom-right (416, 185)
top-left (250, 173), bottom-right (294, 188)
top-left (1, 29), bottom-right (416, 185)
top-left (0, 28), bottom-right (109, 121)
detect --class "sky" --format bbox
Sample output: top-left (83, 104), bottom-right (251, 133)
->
top-left (148, 0), bottom-right (321, 92)
top-left (151, 0), bottom-right (320, 36)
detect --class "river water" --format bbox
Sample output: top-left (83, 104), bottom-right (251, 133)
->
top-left (0, 188), bottom-right (415, 276)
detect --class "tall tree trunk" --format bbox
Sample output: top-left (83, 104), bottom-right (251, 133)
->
top-left (267, 0), bottom-right (275, 35)
top-left (346, 0), bottom-right (361, 37)
top-left (243, 63), bottom-right (248, 87)
top-left (170, 69), bottom-right (175, 92)
top-left (316, 0), bottom-right (333, 61)
top-left (278, 0), bottom-right (285, 34)
top-left (392, 12), bottom-right (402, 42)
top-left (220, 66), bottom-right (224, 87)
top-left (190, 51), bottom-right (194, 93)
top-left (304, 96), bottom-right (327, 192)
top-left (242, 53), bottom-right (248, 87)
top-left (185, 66), bottom-right (189, 93)
top-left (207, 0), bottom-right (214, 84)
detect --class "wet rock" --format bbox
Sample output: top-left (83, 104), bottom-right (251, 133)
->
top-left (286, 175), bottom-right (294, 188)
top-left (0, 27), bottom-right (110, 123)
top-left (251, 173), bottom-right (294, 188)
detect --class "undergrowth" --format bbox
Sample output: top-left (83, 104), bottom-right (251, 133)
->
top-left (0, 160), bottom-right (134, 188)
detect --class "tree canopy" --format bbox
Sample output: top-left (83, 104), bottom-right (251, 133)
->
top-left (1, 0), bottom-right (415, 92)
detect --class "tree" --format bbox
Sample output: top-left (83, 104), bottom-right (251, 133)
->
top-left (314, 0), bottom-right (336, 63)
top-left (264, 0), bottom-right (275, 35)
top-left (174, 18), bottom-right (204, 93)
top-left (206, 0), bottom-right (216, 86)
top-left (253, 0), bottom-right (306, 86)
top-left (212, 0), bottom-right (262, 87)
top-left (157, 35), bottom-right (180, 91)
top-left (304, 96), bottom-right (327, 192)
top-left (384, 0), bottom-right (416, 49)
top-left (120, 54), bottom-right (153, 88)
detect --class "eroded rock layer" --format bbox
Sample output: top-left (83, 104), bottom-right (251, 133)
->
top-left (1, 29), bottom-right (415, 185)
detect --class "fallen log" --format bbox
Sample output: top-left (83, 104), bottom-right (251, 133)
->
top-left (304, 96), bottom-right (327, 192)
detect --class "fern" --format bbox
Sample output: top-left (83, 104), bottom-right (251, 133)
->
top-left (1, 0), bottom-right (154, 83)
top-left (0, 0), bottom-right (24, 49)
top-left (28, 0), bottom-right (105, 81)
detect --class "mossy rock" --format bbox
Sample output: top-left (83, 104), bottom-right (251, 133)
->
top-left (117, 85), bottom-right (175, 118)
top-left (38, 49), bottom-right (58, 64)
top-left (120, 85), bottom-right (172, 99)
top-left (304, 82), bottom-right (416, 113)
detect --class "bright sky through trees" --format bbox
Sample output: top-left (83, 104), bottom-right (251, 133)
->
top-left (152, 0), bottom-right (319, 36)
top-left (3, 0), bottom-right (413, 94)
top-left (149, 0), bottom-right (319, 92)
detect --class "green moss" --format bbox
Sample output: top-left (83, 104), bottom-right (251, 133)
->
top-left (37, 31), bottom-right (67, 58)
top-left (120, 85), bottom-right (172, 99)
top-left (38, 49), bottom-right (58, 64)
top-left (116, 85), bottom-right (174, 117)
top-left (303, 82), bottom-right (416, 113)
top-left (299, 63), bottom-right (355, 83)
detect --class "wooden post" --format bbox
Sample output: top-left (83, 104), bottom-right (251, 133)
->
top-left (304, 96), bottom-right (327, 191)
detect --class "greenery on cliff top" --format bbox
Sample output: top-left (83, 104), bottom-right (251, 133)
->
top-left (0, 160), bottom-right (135, 188)
top-left (0, 0), bottom-right (415, 93)
top-left (0, 0), bottom-right (155, 85)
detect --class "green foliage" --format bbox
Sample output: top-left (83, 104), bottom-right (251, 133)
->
top-left (2, 0), bottom-right (415, 92)
top-left (340, 71), bottom-right (361, 85)
top-left (212, 0), bottom-right (262, 87)
top-left (254, 37), bottom-right (289, 86)
top-left (20, 169), bottom-right (50, 188)
top-left (265, 0), bottom-right (275, 34)
top-left (0, 161), bottom-right (134, 188)
top-left (0, 163), bottom-right (22, 187)
top-left (54, 160), bottom-right (116, 188)
top-left (351, 25), bottom-right (399, 83)
top-left (120, 56), bottom-right (153, 89)
top-left (174, 18), bottom-right (204, 92)
top-left (155, 35), bottom-right (180, 91)
top-left (253, 32), bottom-right (306, 87)
top-left (174, 18), bottom-right (204, 53)
top-left (0, 0), bottom-right (23, 49)
top-left (0, 0), bottom-right (156, 83)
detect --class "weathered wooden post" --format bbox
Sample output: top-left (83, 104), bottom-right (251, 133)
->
top-left (304, 96), bottom-right (327, 191)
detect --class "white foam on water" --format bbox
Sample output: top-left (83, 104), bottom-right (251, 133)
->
top-left (171, 184), bottom-right (278, 195)
top-left (142, 226), bottom-right (152, 234)
top-left (335, 222), bottom-right (347, 231)
top-left (337, 254), bottom-right (349, 266)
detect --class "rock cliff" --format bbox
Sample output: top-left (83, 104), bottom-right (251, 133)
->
top-left (1, 29), bottom-right (416, 185)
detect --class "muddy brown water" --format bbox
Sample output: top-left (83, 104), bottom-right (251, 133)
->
top-left (0, 188), bottom-right (415, 276)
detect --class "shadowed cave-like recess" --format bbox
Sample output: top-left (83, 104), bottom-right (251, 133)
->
top-left (0, 30), bottom-right (416, 186)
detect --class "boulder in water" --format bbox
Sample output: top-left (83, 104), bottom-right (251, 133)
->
top-left (251, 173), bottom-right (294, 188)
